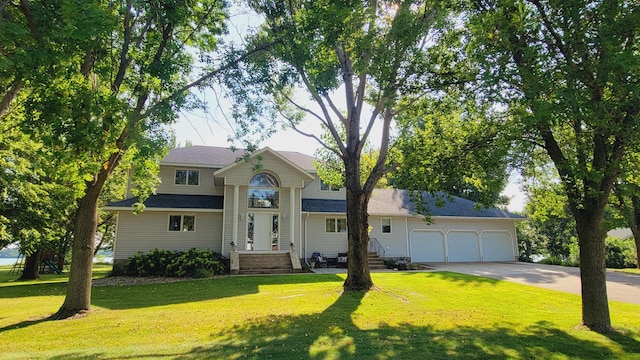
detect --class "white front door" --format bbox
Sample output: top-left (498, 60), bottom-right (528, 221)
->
top-left (248, 213), bottom-right (279, 251)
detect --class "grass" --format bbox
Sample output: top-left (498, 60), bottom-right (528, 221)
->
top-left (1, 266), bottom-right (639, 359)
top-left (615, 268), bottom-right (640, 275)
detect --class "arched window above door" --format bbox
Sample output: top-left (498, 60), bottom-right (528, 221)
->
top-left (248, 173), bottom-right (280, 209)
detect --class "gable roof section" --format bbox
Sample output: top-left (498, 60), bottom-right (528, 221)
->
top-left (214, 147), bottom-right (315, 181)
top-left (304, 189), bottom-right (523, 219)
top-left (162, 145), bottom-right (317, 172)
top-left (104, 194), bottom-right (223, 211)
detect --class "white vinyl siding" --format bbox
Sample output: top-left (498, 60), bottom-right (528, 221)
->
top-left (367, 216), bottom-right (408, 258)
top-left (303, 214), bottom-right (347, 258)
top-left (303, 176), bottom-right (345, 199)
top-left (154, 166), bottom-right (221, 195)
top-left (113, 211), bottom-right (222, 260)
top-left (217, 155), bottom-right (310, 188)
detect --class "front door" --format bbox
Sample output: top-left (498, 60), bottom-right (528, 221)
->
top-left (248, 213), bottom-right (279, 251)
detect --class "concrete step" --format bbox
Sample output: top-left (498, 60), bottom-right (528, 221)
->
top-left (238, 253), bottom-right (294, 274)
top-left (239, 269), bottom-right (303, 275)
top-left (368, 252), bottom-right (387, 269)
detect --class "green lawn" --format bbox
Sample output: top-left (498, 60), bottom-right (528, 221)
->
top-left (1, 266), bottom-right (639, 359)
top-left (616, 268), bottom-right (640, 275)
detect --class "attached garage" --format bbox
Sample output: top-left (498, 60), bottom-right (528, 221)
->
top-left (481, 231), bottom-right (515, 261)
top-left (447, 231), bottom-right (481, 262)
top-left (410, 231), bottom-right (446, 262)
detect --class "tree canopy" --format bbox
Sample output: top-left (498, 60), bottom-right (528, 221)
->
top-left (1, 0), bottom-right (233, 318)
top-left (227, 0), bottom-right (461, 290)
top-left (468, 0), bottom-right (640, 332)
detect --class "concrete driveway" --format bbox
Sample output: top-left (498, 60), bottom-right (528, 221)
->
top-left (428, 262), bottom-right (640, 305)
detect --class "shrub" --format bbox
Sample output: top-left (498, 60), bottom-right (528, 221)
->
top-left (123, 248), bottom-right (227, 277)
top-left (539, 257), bottom-right (563, 265)
top-left (605, 237), bottom-right (637, 269)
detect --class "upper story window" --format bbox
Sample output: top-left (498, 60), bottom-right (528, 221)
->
top-left (175, 169), bottom-right (199, 186)
top-left (320, 179), bottom-right (341, 191)
top-left (248, 173), bottom-right (279, 209)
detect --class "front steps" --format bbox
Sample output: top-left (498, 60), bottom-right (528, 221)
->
top-left (368, 252), bottom-right (387, 270)
top-left (232, 251), bottom-right (386, 275)
top-left (236, 253), bottom-right (302, 275)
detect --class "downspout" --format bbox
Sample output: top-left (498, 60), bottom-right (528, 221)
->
top-left (113, 211), bottom-right (120, 264)
top-left (289, 187), bottom-right (295, 249)
top-left (405, 217), bottom-right (409, 259)
top-left (232, 185), bottom-right (239, 250)
top-left (304, 212), bottom-right (310, 267)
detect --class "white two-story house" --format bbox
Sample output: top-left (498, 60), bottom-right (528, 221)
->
top-left (105, 146), bottom-right (522, 272)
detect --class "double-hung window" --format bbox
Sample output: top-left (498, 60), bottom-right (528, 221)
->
top-left (381, 218), bottom-right (392, 234)
top-left (175, 169), bottom-right (200, 186)
top-left (320, 179), bottom-right (341, 191)
top-left (168, 215), bottom-right (195, 232)
top-left (326, 218), bottom-right (347, 233)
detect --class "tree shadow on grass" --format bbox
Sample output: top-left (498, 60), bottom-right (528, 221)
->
top-left (0, 317), bottom-right (52, 334)
top-left (400, 271), bottom-right (501, 286)
top-left (0, 274), bottom-right (345, 334)
top-left (91, 274), bottom-right (345, 310)
top-left (10, 274), bottom-right (640, 359)
top-left (89, 289), bottom-right (638, 360)
top-left (178, 300), bottom-right (639, 360)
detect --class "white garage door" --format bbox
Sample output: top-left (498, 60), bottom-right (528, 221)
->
top-left (410, 231), bottom-right (445, 262)
top-left (447, 231), bottom-right (480, 262)
top-left (482, 232), bottom-right (514, 261)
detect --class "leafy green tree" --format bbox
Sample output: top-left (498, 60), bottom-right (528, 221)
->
top-left (231, 0), bottom-right (458, 291)
top-left (520, 158), bottom-right (578, 261)
top-left (612, 152), bottom-right (640, 269)
top-left (468, 0), bottom-right (640, 332)
top-left (314, 128), bottom-right (392, 190)
top-left (0, 0), bottom-right (267, 318)
top-left (390, 95), bottom-right (511, 210)
top-left (0, 112), bottom-right (81, 279)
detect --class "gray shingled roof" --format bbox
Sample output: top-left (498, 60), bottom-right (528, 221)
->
top-left (304, 189), bottom-right (522, 218)
top-left (107, 191), bottom-right (520, 218)
top-left (106, 194), bottom-right (224, 210)
top-left (302, 199), bottom-right (347, 213)
top-left (162, 146), bottom-right (317, 172)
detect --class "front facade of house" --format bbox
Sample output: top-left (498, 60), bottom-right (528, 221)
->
top-left (105, 146), bottom-right (522, 267)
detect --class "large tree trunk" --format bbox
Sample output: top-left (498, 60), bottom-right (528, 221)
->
top-left (575, 214), bottom-right (612, 333)
top-left (343, 155), bottom-right (373, 291)
top-left (343, 189), bottom-right (373, 291)
top-left (51, 182), bottom-right (103, 319)
top-left (18, 251), bottom-right (41, 280)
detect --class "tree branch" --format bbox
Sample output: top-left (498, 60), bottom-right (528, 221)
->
top-left (0, 78), bottom-right (23, 118)
top-left (142, 40), bottom-right (280, 118)
top-left (112, 0), bottom-right (134, 93)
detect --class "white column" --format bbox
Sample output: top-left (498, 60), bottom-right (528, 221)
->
top-left (289, 187), bottom-right (295, 247)
top-left (232, 185), bottom-right (239, 247)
